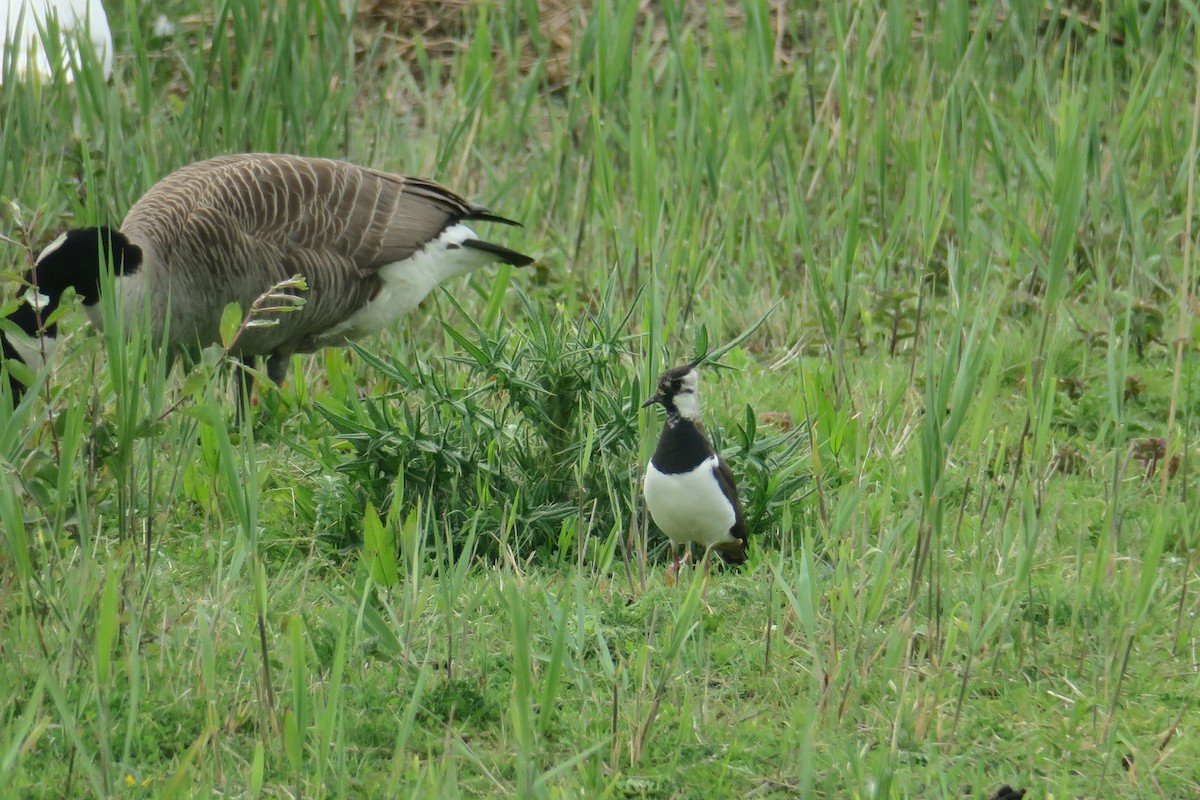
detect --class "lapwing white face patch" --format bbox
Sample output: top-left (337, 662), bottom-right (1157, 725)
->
top-left (672, 368), bottom-right (702, 419)
top-left (37, 232), bottom-right (69, 262)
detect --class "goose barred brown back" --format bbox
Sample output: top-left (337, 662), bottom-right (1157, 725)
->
top-left (2, 153), bottom-right (534, 405)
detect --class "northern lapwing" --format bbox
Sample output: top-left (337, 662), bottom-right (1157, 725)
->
top-left (642, 359), bottom-right (747, 577)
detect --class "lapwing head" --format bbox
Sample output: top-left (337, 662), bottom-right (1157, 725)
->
top-left (642, 358), bottom-right (703, 420)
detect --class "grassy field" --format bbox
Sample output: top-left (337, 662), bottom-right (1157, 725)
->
top-left (2, 0), bottom-right (1199, 796)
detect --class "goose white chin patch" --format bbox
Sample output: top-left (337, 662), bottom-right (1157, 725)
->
top-left (37, 232), bottom-right (69, 262)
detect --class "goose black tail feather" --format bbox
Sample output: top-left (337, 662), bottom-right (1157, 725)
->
top-left (463, 207), bottom-right (524, 227)
top-left (462, 239), bottom-right (535, 267)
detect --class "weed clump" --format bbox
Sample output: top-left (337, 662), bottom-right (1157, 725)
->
top-left (314, 291), bottom-right (807, 559)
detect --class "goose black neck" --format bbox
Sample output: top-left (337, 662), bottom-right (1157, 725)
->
top-left (30, 227), bottom-right (142, 308)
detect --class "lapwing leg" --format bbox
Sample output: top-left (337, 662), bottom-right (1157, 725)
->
top-left (667, 545), bottom-right (681, 585)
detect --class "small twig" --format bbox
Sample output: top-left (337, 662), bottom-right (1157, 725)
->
top-left (155, 275), bottom-right (308, 423)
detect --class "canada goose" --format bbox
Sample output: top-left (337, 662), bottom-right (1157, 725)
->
top-left (642, 360), bottom-right (748, 577)
top-left (1, 0), bottom-right (113, 83)
top-left (1, 153), bottom-right (534, 405)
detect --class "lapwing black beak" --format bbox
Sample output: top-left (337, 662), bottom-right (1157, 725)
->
top-left (642, 393), bottom-right (663, 408)
top-left (687, 356), bottom-right (704, 369)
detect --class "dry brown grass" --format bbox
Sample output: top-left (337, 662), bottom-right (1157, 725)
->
top-left (355, 0), bottom-right (805, 87)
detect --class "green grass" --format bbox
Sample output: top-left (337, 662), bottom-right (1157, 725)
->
top-left (2, 0), bottom-right (1200, 796)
